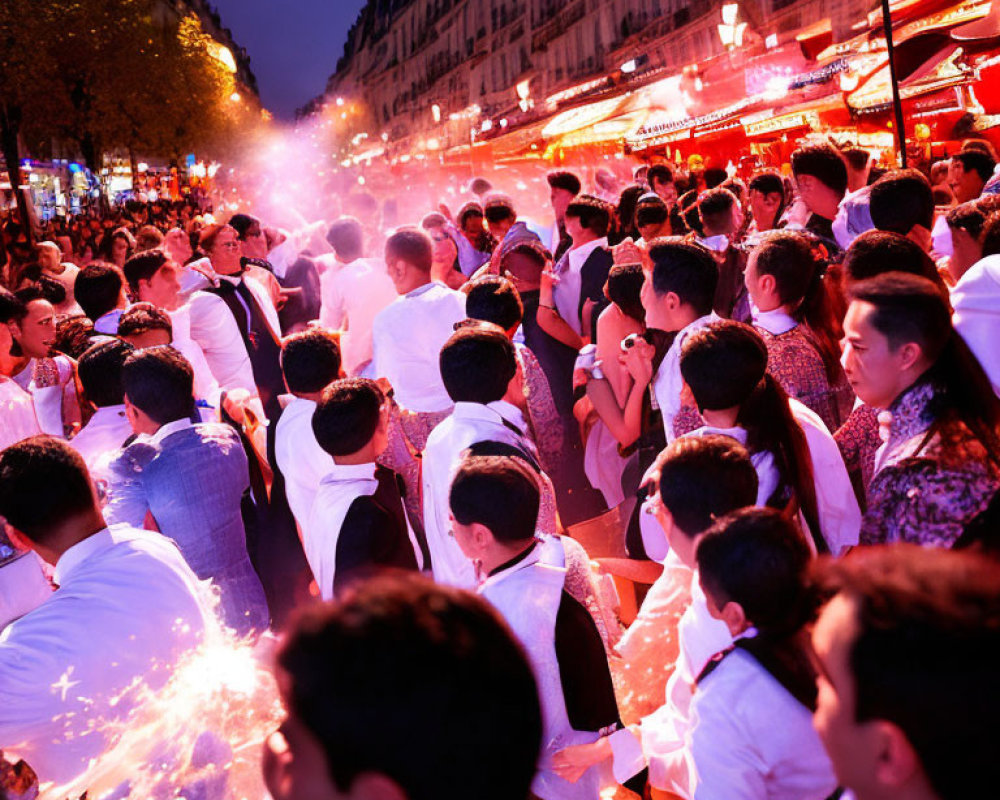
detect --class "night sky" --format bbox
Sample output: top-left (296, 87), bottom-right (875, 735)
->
top-left (213, 0), bottom-right (369, 119)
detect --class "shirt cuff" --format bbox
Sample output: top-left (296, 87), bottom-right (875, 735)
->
top-left (608, 727), bottom-right (646, 783)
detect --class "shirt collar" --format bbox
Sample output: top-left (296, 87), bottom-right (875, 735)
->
top-left (94, 308), bottom-right (124, 335)
top-left (568, 237), bottom-right (608, 271)
top-left (150, 417), bottom-right (194, 446)
top-left (53, 526), bottom-right (116, 586)
top-left (320, 461), bottom-right (378, 485)
top-left (452, 401), bottom-right (525, 432)
top-left (404, 282), bottom-right (437, 299)
top-left (88, 404), bottom-right (128, 424)
top-left (487, 399), bottom-right (527, 432)
top-left (697, 234), bottom-right (730, 253)
top-left (487, 541), bottom-right (538, 577)
top-left (752, 306), bottom-right (798, 336)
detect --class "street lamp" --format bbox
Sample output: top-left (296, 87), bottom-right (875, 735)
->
top-left (432, 103), bottom-right (442, 123)
top-left (718, 4), bottom-right (748, 49)
top-left (621, 59), bottom-right (637, 74)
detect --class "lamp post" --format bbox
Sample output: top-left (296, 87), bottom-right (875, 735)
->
top-left (881, 0), bottom-right (908, 167)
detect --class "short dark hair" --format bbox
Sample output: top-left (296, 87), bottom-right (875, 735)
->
top-left (458, 202), bottom-right (485, 228)
top-left (326, 217), bottom-right (364, 262)
top-left (470, 177), bottom-right (494, 196)
top-left (981, 212), bottom-right (1000, 258)
top-left (277, 573), bottom-right (542, 800)
top-left (449, 455), bottom-right (540, 543)
top-left (646, 238), bottom-right (719, 316)
top-left (681, 320), bottom-right (767, 411)
top-left (564, 196), bottom-right (611, 237)
top-left (946, 195), bottom-right (1000, 240)
top-left (954, 149), bottom-right (996, 183)
top-left (698, 507), bottom-right (811, 634)
top-left (752, 230), bottom-right (819, 306)
top-left (121, 346), bottom-right (195, 425)
top-left (635, 196), bottom-right (669, 229)
top-left (74, 262), bottom-right (124, 321)
top-left (78, 338), bottom-right (134, 408)
top-left (0, 436), bottom-right (96, 544)
top-left (791, 144), bottom-right (849, 196)
top-left (843, 230), bottom-right (942, 287)
top-left (748, 171), bottom-right (785, 198)
top-left (123, 250), bottom-right (169, 294)
top-left (703, 167), bottom-right (729, 190)
top-left (483, 194), bottom-right (516, 224)
top-left (698, 187), bottom-right (737, 228)
top-left (869, 169), bottom-right (934, 234)
top-left (813, 545), bottom-right (1000, 800)
top-left (465, 276), bottom-right (523, 332)
top-left (0, 286), bottom-right (24, 325)
top-left (134, 225), bottom-right (164, 252)
top-left (440, 324), bottom-right (517, 404)
top-left (546, 170), bottom-right (581, 195)
top-left (678, 189), bottom-right (703, 236)
top-left (281, 330), bottom-right (342, 395)
top-left (657, 435), bottom-right (758, 535)
top-left (312, 378), bottom-right (384, 457)
top-left (647, 164), bottom-right (674, 190)
top-left (117, 303), bottom-right (173, 340)
top-left (228, 213), bottom-right (260, 239)
top-left (606, 263), bottom-right (645, 323)
top-left (848, 272), bottom-right (951, 357)
top-left (385, 228), bottom-right (432, 272)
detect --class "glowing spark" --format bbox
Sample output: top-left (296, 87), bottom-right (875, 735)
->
top-left (52, 667), bottom-right (81, 702)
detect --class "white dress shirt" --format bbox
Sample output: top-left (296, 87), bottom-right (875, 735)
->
top-left (952, 253), bottom-right (1000, 396)
top-left (371, 282), bottom-right (466, 413)
top-left (751, 306), bottom-right (797, 336)
top-left (319, 256), bottom-right (397, 375)
top-left (0, 525), bottom-right (214, 784)
top-left (11, 355), bottom-right (76, 438)
top-left (169, 303), bottom-right (222, 408)
top-left (0, 377), bottom-right (41, 449)
top-left (687, 648), bottom-right (837, 800)
top-left (274, 395), bottom-right (334, 530)
top-left (304, 462), bottom-right (421, 600)
top-left (68, 404), bottom-right (133, 486)
top-left (188, 273), bottom-right (281, 396)
top-left (0, 552), bottom-right (51, 631)
top-left (422, 400), bottom-right (533, 587)
top-left (652, 313), bottom-right (720, 442)
top-left (554, 236), bottom-right (608, 336)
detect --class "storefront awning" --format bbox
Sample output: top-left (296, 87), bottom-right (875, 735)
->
top-left (847, 45), bottom-right (973, 113)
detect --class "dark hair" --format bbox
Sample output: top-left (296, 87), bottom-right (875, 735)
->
top-left (753, 231), bottom-right (841, 380)
top-left (121, 346), bottom-right (195, 425)
top-left (54, 314), bottom-right (96, 360)
top-left (953, 149), bottom-right (996, 183)
top-left (748, 171), bottom-right (785, 198)
top-left (849, 272), bottom-right (1000, 469)
top-left (450, 455), bottom-right (540, 543)
top-left (123, 250), bottom-right (170, 294)
top-left (458, 202), bottom-right (485, 227)
top-left (0, 436), bottom-right (96, 544)
top-left (565, 196), bottom-right (611, 237)
top-left (385, 227), bottom-right (432, 272)
top-left (703, 167), bottom-right (728, 190)
top-left (483, 195), bottom-right (516, 224)
top-left (657, 435), bottom-right (758, 534)
top-left (605, 263), bottom-right (645, 323)
top-left (841, 147), bottom-right (872, 172)
top-left (326, 217), bottom-right (364, 262)
top-left (616, 184), bottom-right (647, 240)
top-left (0, 286), bottom-right (26, 325)
top-left (946, 195), bottom-right (1000, 240)
top-left (465, 276), bottom-right (523, 332)
top-left (960, 137), bottom-right (998, 159)
top-left (813, 545), bottom-right (1000, 800)
top-left (981, 212), bottom-right (1000, 258)
top-left (78, 338), bottom-right (134, 408)
top-left (470, 177), bottom-right (494, 196)
top-left (680, 321), bottom-right (826, 552)
top-left (843, 230), bottom-right (944, 291)
top-left (116, 303), bottom-right (173, 340)
top-left (635, 196), bottom-right (669, 229)
top-left (546, 170), bottom-right (581, 195)
top-left (228, 213), bottom-right (260, 240)
top-left (698, 187), bottom-right (737, 229)
top-left (869, 169), bottom-right (935, 234)
top-left (280, 329), bottom-right (342, 395)
top-left (134, 225), bottom-right (164, 252)
top-left (698, 507), bottom-right (812, 634)
top-left (440, 324), bottom-right (517, 404)
top-left (646, 238), bottom-right (719, 316)
top-left (74, 262), bottom-right (124, 321)
top-left (312, 377), bottom-right (384, 457)
top-left (791, 144), bottom-right (849, 196)
top-left (277, 573), bottom-right (542, 800)
top-left (647, 164), bottom-right (674, 190)
top-left (678, 189), bottom-right (703, 236)
top-left (500, 241), bottom-right (549, 273)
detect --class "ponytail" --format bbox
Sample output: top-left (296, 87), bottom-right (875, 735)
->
top-left (794, 266), bottom-right (844, 384)
top-left (739, 374), bottom-right (828, 554)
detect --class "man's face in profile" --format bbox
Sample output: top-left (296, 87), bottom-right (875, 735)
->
top-left (263, 700), bottom-right (340, 800)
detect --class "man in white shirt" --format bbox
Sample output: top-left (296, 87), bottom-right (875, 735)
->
top-left (552, 196), bottom-right (613, 339)
top-left (634, 239), bottom-right (720, 442)
top-left (123, 250), bottom-right (221, 407)
top-left (70, 338), bottom-right (135, 487)
top-left (371, 227), bottom-right (465, 415)
top-left (74, 262), bottom-right (130, 335)
top-left (273, 330), bottom-right (339, 531)
top-left (0, 436), bottom-right (215, 785)
top-left (304, 378), bottom-right (422, 600)
top-left (952, 252), bottom-right (1000, 395)
top-left (422, 324), bottom-right (541, 588)
top-left (320, 217), bottom-right (397, 376)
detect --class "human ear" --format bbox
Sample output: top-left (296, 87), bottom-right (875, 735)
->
top-left (720, 600), bottom-right (749, 636)
top-left (896, 341), bottom-right (925, 374)
top-left (348, 772), bottom-right (408, 800)
top-left (872, 720), bottom-right (923, 791)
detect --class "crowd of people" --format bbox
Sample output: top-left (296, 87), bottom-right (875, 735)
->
top-left (1, 136), bottom-right (1000, 800)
